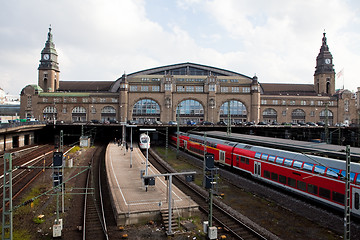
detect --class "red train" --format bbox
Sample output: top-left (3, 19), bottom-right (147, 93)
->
top-left (171, 132), bottom-right (360, 217)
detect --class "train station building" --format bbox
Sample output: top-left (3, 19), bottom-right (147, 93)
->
top-left (20, 28), bottom-right (360, 125)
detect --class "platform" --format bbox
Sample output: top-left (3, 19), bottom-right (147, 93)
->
top-left (105, 143), bottom-right (199, 226)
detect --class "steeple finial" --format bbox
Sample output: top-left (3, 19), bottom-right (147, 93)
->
top-left (47, 24), bottom-right (53, 42)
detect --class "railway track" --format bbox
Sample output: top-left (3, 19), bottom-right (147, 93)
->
top-left (82, 145), bottom-right (108, 240)
top-left (0, 145), bottom-right (59, 210)
top-left (147, 148), bottom-right (269, 240)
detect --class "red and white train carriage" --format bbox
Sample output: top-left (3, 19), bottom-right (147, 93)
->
top-left (171, 132), bottom-right (360, 217)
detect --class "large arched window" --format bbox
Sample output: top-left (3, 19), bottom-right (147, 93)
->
top-left (262, 108), bottom-right (277, 123)
top-left (177, 99), bottom-right (204, 124)
top-left (291, 109), bottom-right (305, 123)
top-left (219, 100), bottom-right (247, 123)
top-left (72, 106), bottom-right (86, 122)
top-left (43, 106), bottom-right (57, 121)
top-left (101, 106), bottom-right (116, 122)
top-left (132, 99), bottom-right (160, 123)
top-left (319, 109), bottom-right (334, 125)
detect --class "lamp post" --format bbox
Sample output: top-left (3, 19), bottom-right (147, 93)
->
top-left (126, 125), bottom-right (137, 168)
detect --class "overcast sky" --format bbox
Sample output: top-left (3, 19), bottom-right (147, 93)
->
top-left (1, 0), bottom-right (360, 95)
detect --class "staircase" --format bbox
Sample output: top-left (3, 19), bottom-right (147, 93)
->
top-left (161, 210), bottom-right (178, 234)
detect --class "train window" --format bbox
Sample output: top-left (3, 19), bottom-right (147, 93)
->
top-left (302, 163), bottom-right (314, 172)
top-left (246, 158), bottom-right (249, 165)
top-left (275, 157), bottom-right (284, 165)
top-left (279, 175), bottom-right (286, 184)
top-left (340, 172), bottom-right (355, 182)
top-left (264, 170), bottom-right (270, 179)
top-left (297, 180), bottom-right (306, 191)
top-left (240, 157), bottom-right (246, 163)
top-left (255, 152), bottom-right (261, 159)
top-left (319, 187), bottom-right (331, 199)
top-left (268, 155), bottom-right (276, 162)
top-left (284, 159), bottom-right (293, 167)
top-left (356, 193), bottom-right (359, 210)
top-left (236, 155), bottom-right (239, 162)
top-left (314, 165), bottom-right (326, 175)
top-left (287, 178), bottom-right (296, 187)
top-left (308, 184), bottom-right (318, 195)
top-left (356, 175), bottom-right (360, 185)
top-left (332, 191), bottom-right (345, 204)
top-left (271, 172), bottom-right (278, 181)
top-left (326, 168), bottom-right (340, 179)
top-left (261, 154), bottom-right (268, 161)
top-left (293, 161), bottom-right (303, 169)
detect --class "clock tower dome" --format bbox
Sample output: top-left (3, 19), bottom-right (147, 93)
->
top-left (314, 32), bottom-right (335, 95)
top-left (38, 27), bottom-right (60, 92)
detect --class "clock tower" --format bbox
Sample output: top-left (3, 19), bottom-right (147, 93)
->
top-left (314, 32), bottom-right (335, 95)
top-left (38, 27), bottom-right (60, 92)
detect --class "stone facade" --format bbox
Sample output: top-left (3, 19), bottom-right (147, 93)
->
top-left (20, 29), bottom-right (360, 126)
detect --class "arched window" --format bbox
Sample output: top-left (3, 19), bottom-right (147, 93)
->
top-left (176, 99), bottom-right (204, 124)
top-left (72, 106), bottom-right (86, 122)
top-left (132, 99), bottom-right (160, 124)
top-left (219, 100), bottom-right (247, 123)
top-left (291, 109), bottom-right (305, 123)
top-left (101, 106), bottom-right (116, 122)
top-left (43, 106), bottom-right (57, 121)
top-left (262, 108), bottom-right (277, 123)
top-left (319, 109), bottom-right (334, 125)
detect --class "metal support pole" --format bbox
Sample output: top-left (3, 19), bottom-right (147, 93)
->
top-left (146, 131), bottom-right (149, 176)
top-left (130, 127), bottom-right (133, 168)
top-left (60, 130), bottom-right (64, 213)
top-left (227, 101), bottom-right (231, 136)
top-left (344, 145), bottom-right (351, 240)
top-left (176, 107), bottom-right (180, 158)
top-left (166, 127), bottom-right (168, 160)
top-left (203, 132), bottom-right (207, 188)
top-left (325, 102), bottom-right (329, 143)
top-left (209, 184), bottom-right (213, 227)
top-left (2, 153), bottom-right (13, 240)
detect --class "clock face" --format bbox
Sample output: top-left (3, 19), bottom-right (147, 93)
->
top-left (43, 54), bottom-right (50, 60)
top-left (325, 58), bottom-right (331, 64)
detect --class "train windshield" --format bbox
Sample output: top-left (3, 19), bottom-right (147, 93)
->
top-left (141, 137), bottom-right (148, 143)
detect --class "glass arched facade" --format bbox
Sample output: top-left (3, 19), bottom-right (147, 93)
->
top-left (101, 106), bottom-right (116, 122)
top-left (219, 100), bottom-right (247, 123)
top-left (263, 108), bottom-right (277, 123)
top-left (291, 109), bottom-right (305, 123)
top-left (43, 106), bottom-right (57, 121)
top-left (177, 99), bottom-right (204, 124)
top-left (72, 106), bottom-right (86, 122)
top-left (132, 99), bottom-right (160, 123)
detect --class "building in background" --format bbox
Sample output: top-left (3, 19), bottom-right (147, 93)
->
top-left (20, 28), bottom-right (359, 125)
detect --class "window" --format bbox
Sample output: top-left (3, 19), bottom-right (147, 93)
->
top-left (302, 163), bottom-right (314, 172)
top-left (242, 87), bottom-right (250, 93)
top-left (293, 161), bottom-right (303, 169)
top-left (332, 191), bottom-right (345, 204)
top-left (141, 86), bottom-right (149, 91)
top-left (112, 98), bottom-right (118, 103)
top-left (282, 100), bottom-right (286, 105)
top-left (152, 86), bottom-right (160, 92)
top-left (282, 110), bottom-right (287, 116)
top-left (314, 165), bottom-right (326, 175)
top-left (82, 98), bottom-right (89, 103)
top-left (271, 172), bottom-right (278, 181)
top-left (54, 98), bottom-right (60, 103)
top-left (340, 172), bottom-right (355, 182)
top-left (355, 193), bottom-right (359, 210)
top-left (301, 101), bottom-right (307, 105)
top-left (276, 157), bottom-right (284, 165)
top-left (177, 86), bottom-right (185, 92)
top-left (130, 85), bottom-right (138, 91)
top-left (268, 156), bottom-right (276, 162)
top-left (261, 100), bottom-right (267, 105)
top-left (326, 168), bottom-right (340, 178)
top-left (186, 86), bottom-right (195, 92)
top-left (165, 84), bottom-right (172, 91)
top-left (221, 87), bottom-right (228, 93)
top-left (290, 100), bottom-right (295, 105)
top-left (272, 100), bottom-right (279, 105)
top-left (100, 98), bottom-right (106, 103)
top-left (62, 108), bottom-right (67, 113)
top-left (43, 98), bottom-right (48, 102)
top-left (255, 152), bottom-right (261, 159)
top-left (209, 84), bottom-right (216, 92)
top-left (71, 98), bottom-right (77, 103)
top-left (284, 159), bottom-right (293, 167)
top-left (92, 98), bottom-right (96, 103)
top-left (297, 181), bottom-right (306, 191)
top-left (319, 187), bottom-right (331, 199)
top-left (232, 87), bottom-right (239, 93)
top-left (310, 101), bottom-right (314, 106)
top-left (261, 154), bottom-right (268, 161)
top-left (240, 156), bottom-right (246, 163)
top-left (317, 101), bottom-right (323, 106)
top-left (308, 184), bottom-right (318, 195)
top-left (288, 178), bottom-right (296, 187)
top-left (264, 170), bottom-right (270, 179)
top-left (195, 86), bottom-right (204, 92)
top-left (279, 175), bottom-right (286, 184)
top-left (27, 96), bottom-right (32, 107)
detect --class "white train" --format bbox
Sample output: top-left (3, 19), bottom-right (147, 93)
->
top-left (139, 133), bottom-right (150, 149)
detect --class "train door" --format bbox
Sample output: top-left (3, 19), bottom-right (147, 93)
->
top-left (352, 187), bottom-right (360, 215)
top-left (219, 150), bottom-right (225, 165)
top-left (254, 161), bottom-right (261, 178)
